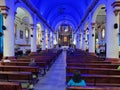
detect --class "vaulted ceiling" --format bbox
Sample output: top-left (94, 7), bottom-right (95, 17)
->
top-left (29, 0), bottom-right (93, 31)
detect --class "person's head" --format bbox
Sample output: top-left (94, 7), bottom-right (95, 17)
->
top-left (5, 57), bottom-right (8, 59)
top-left (31, 58), bottom-right (35, 63)
top-left (72, 70), bottom-right (82, 83)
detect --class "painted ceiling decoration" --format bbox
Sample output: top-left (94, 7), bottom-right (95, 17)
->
top-left (29, 0), bottom-right (93, 32)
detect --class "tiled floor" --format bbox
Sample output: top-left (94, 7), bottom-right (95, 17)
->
top-left (34, 51), bottom-right (66, 90)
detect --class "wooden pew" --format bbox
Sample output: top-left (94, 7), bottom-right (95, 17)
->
top-left (0, 65), bottom-right (39, 79)
top-left (0, 71), bottom-right (32, 82)
top-left (0, 71), bottom-right (33, 89)
top-left (66, 86), bottom-right (120, 90)
top-left (66, 61), bottom-right (111, 64)
top-left (66, 67), bottom-right (120, 75)
top-left (66, 73), bottom-right (120, 86)
top-left (67, 63), bottom-right (119, 69)
top-left (16, 58), bottom-right (53, 69)
top-left (2, 62), bottom-right (47, 75)
top-left (0, 82), bottom-right (22, 90)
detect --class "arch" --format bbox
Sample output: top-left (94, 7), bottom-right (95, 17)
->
top-left (36, 21), bottom-right (44, 31)
top-left (91, 3), bottom-right (106, 51)
top-left (92, 4), bottom-right (106, 23)
top-left (36, 23), bottom-right (43, 48)
top-left (14, 2), bottom-right (33, 24)
top-left (51, 18), bottom-right (77, 30)
top-left (55, 21), bottom-right (75, 32)
top-left (84, 22), bottom-right (89, 30)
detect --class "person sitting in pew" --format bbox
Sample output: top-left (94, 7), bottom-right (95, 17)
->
top-left (67, 70), bottom-right (86, 86)
top-left (2, 57), bottom-right (11, 62)
top-left (117, 66), bottom-right (120, 70)
top-left (29, 58), bottom-right (38, 67)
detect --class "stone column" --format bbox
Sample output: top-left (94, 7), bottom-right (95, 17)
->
top-left (106, 1), bottom-right (120, 62)
top-left (82, 32), bottom-right (86, 51)
top-left (77, 34), bottom-right (80, 49)
top-left (76, 34), bottom-right (78, 48)
top-left (88, 23), bottom-right (95, 54)
top-left (47, 33), bottom-right (50, 49)
top-left (2, 4), bottom-right (15, 58)
top-left (30, 24), bottom-right (37, 53)
top-left (98, 28), bottom-right (102, 45)
top-left (51, 34), bottom-right (54, 48)
top-left (80, 33), bottom-right (82, 50)
top-left (42, 30), bottom-right (46, 50)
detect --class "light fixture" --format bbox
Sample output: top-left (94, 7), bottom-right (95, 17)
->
top-left (2, 25), bottom-right (6, 30)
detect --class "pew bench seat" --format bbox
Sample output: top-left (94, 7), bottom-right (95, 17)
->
top-left (0, 81), bottom-right (22, 90)
top-left (66, 67), bottom-right (120, 75)
top-left (0, 71), bottom-right (34, 89)
top-left (66, 73), bottom-right (120, 84)
top-left (66, 86), bottom-right (120, 90)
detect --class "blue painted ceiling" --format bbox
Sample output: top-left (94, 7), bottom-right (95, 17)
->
top-left (30, 0), bottom-right (92, 31)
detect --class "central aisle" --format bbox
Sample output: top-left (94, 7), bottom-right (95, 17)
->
top-left (34, 50), bottom-right (66, 90)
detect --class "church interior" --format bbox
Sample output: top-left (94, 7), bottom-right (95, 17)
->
top-left (0, 0), bottom-right (120, 90)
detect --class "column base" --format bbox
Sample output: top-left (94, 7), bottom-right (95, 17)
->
top-left (105, 58), bottom-right (120, 63)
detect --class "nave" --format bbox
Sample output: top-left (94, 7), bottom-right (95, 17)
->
top-left (1, 0), bottom-right (120, 90)
top-left (34, 51), bottom-right (66, 90)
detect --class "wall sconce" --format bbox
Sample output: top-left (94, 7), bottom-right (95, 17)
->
top-left (114, 23), bottom-right (118, 29)
top-left (31, 35), bottom-right (33, 37)
top-left (2, 25), bottom-right (6, 30)
top-left (92, 34), bottom-right (94, 37)
top-left (86, 27), bottom-right (89, 30)
top-left (0, 32), bottom-right (3, 37)
top-left (118, 33), bottom-right (120, 35)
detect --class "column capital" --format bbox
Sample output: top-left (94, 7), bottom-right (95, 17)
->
top-left (42, 31), bottom-right (45, 35)
top-left (0, 6), bottom-right (9, 19)
top-left (112, 1), bottom-right (120, 16)
top-left (30, 24), bottom-right (34, 30)
top-left (91, 23), bottom-right (96, 29)
top-left (48, 33), bottom-right (50, 37)
top-left (114, 9), bottom-right (120, 16)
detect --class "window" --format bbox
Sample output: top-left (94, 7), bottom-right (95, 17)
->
top-left (20, 30), bottom-right (23, 39)
top-left (25, 29), bottom-right (29, 39)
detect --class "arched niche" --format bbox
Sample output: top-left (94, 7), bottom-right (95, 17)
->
top-left (36, 23), bottom-right (42, 49)
top-left (92, 4), bottom-right (106, 52)
top-left (58, 23), bottom-right (73, 46)
top-left (14, 7), bottom-right (33, 51)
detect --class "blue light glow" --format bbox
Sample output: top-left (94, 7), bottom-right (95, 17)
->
top-left (29, 0), bottom-right (92, 31)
